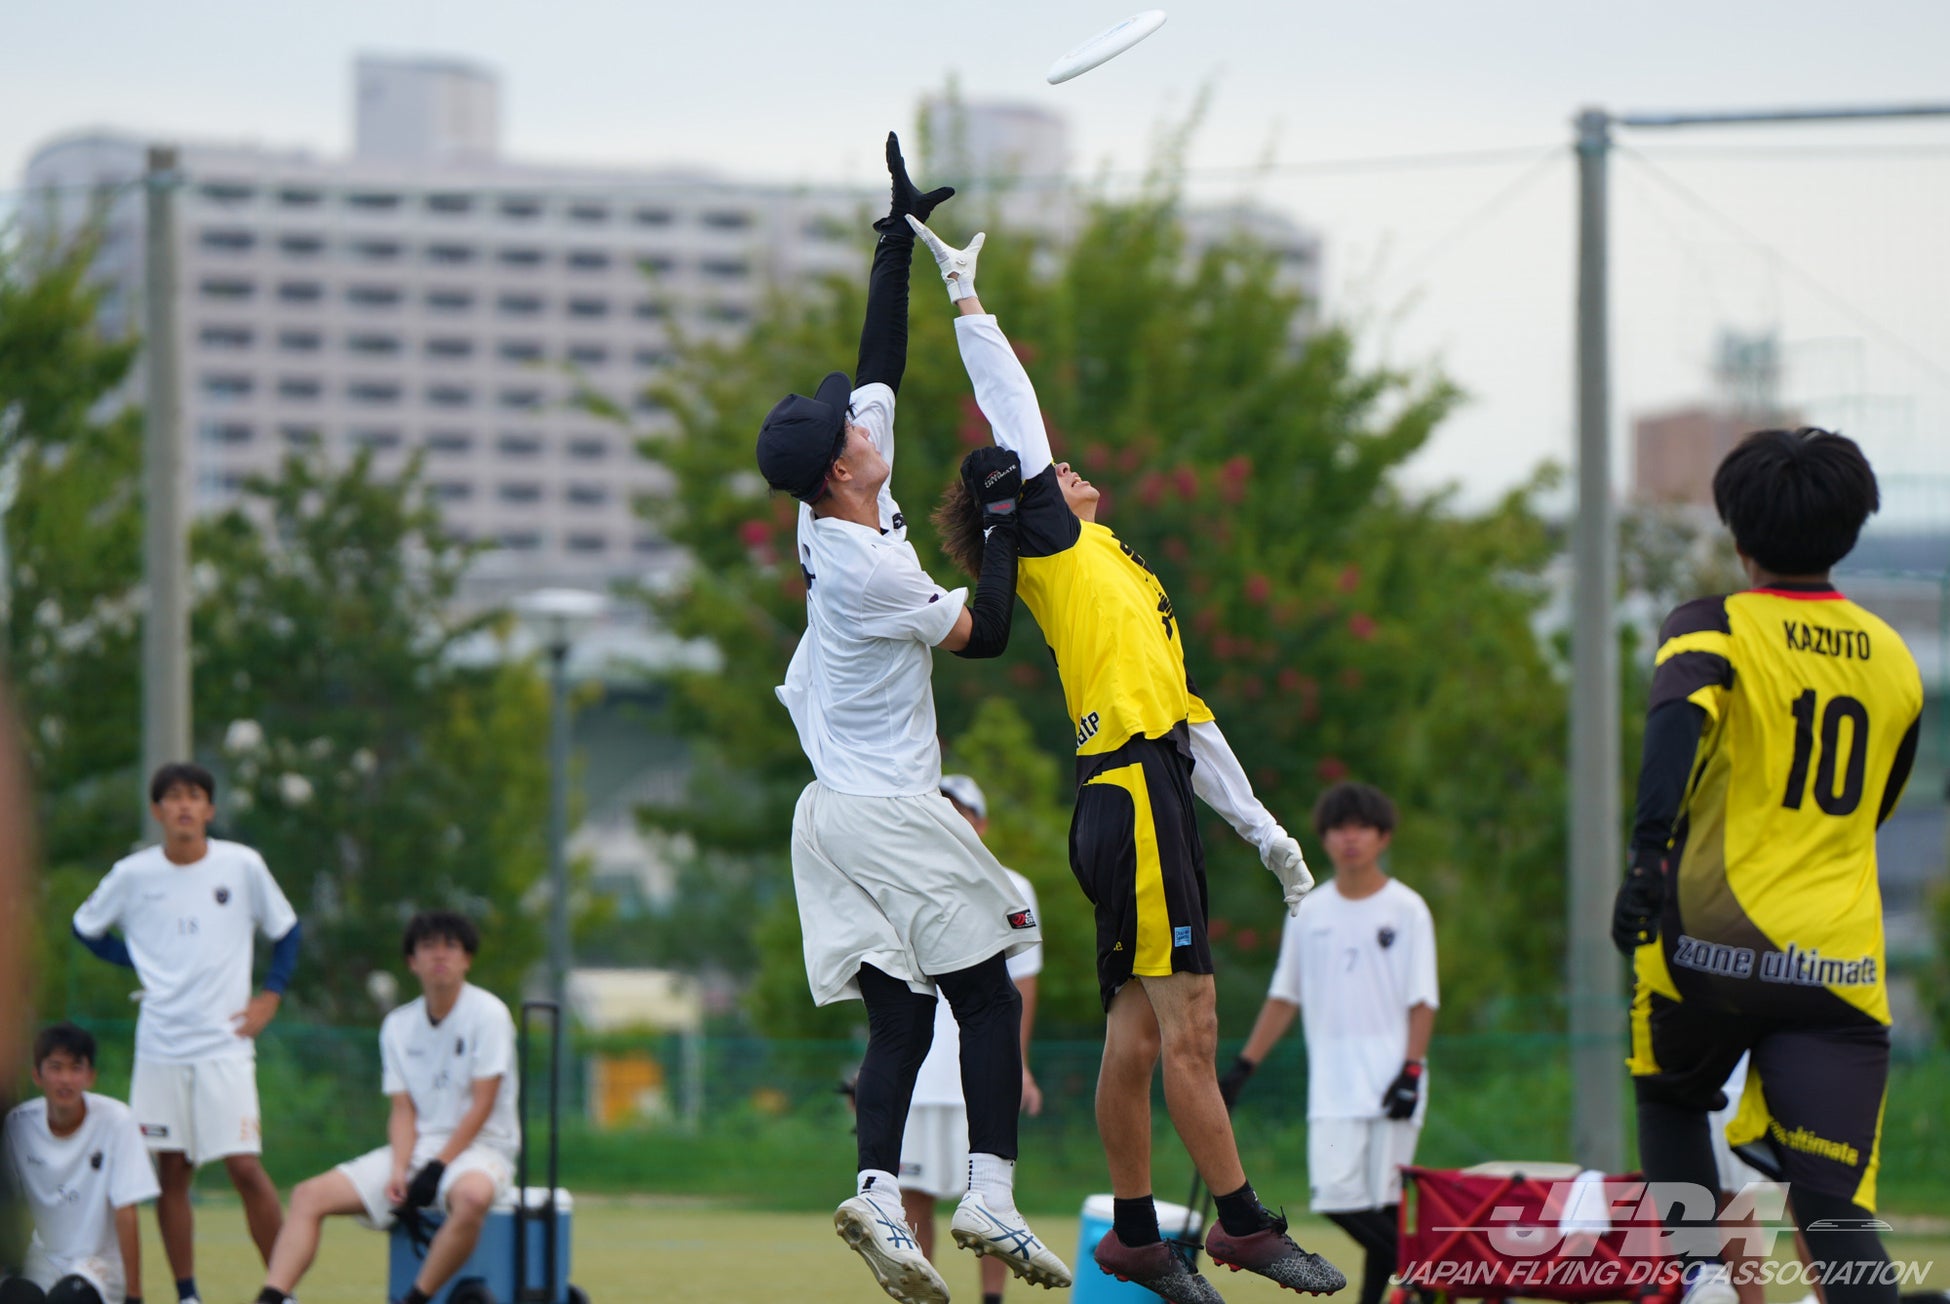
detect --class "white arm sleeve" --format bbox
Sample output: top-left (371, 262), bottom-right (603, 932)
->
top-left (1188, 718), bottom-right (1280, 853)
top-left (953, 315), bottom-right (1053, 478)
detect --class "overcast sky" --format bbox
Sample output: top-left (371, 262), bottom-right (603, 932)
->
top-left (6, 0), bottom-right (1949, 521)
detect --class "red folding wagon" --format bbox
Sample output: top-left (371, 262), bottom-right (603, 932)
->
top-left (1388, 1163), bottom-right (1682, 1304)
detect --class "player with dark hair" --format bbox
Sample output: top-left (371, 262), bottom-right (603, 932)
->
top-left (71, 763), bottom-right (299, 1304)
top-left (753, 136), bottom-right (1068, 1304)
top-left (909, 217), bottom-right (1339, 1304)
top-left (3, 1024), bottom-right (159, 1304)
top-left (1612, 428), bottom-right (1921, 1304)
top-left (1220, 782), bottom-right (1437, 1304)
top-left (252, 911), bottom-right (517, 1304)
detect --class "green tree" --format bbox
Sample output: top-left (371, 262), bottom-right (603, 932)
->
top-left (188, 452), bottom-right (553, 1021)
top-left (623, 173), bottom-right (1571, 1035)
top-left (0, 229), bottom-right (145, 873)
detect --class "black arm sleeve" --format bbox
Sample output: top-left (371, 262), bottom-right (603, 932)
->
top-left (952, 523), bottom-right (1020, 660)
top-left (855, 231), bottom-right (914, 394)
top-left (1631, 699), bottom-right (1707, 852)
top-left (1877, 716), bottom-right (1921, 827)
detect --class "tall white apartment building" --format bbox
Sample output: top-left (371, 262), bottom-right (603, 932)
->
top-left (22, 59), bottom-right (1323, 598)
top-left (22, 56), bottom-right (866, 596)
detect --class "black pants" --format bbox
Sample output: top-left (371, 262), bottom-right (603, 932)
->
top-left (854, 956), bottom-right (1022, 1177)
top-left (1638, 1094), bottom-right (1895, 1304)
top-left (1327, 1208), bottom-right (1399, 1304)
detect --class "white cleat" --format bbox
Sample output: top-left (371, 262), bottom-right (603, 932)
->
top-left (835, 1190), bottom-right (951, 1304)
top-left (1682, 1263), bottom-right (1738, 1304)
top-left (949, 1190), bottom-right (1074, 1290)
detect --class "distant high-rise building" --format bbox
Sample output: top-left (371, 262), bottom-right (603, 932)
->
top-left (22, 61), bottom-right (1326, 596)
top-left (353, 55), bottom-right (501, 165)
top-left (1633, 330), bottom-right (1799, 509)
top-left (22, 60), bottom-right (865, 596)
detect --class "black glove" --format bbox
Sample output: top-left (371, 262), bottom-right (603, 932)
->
top-left (1382, 1060), bottom-right (1423, 1120)
top-left (1217, 1055), bottom-right (1256, 1110)
top-left (1610, 847), bottom-right (1666, 956)
top-left (961, 447), bottom-right (1022, 532)
top-left (876, 132), bottom-right (954, 234)
top-left (399, 1158), bottom-right (446, 1211)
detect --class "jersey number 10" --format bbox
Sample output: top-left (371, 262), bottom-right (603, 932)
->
top-left (1782, 689), bottom-right (1868, 816)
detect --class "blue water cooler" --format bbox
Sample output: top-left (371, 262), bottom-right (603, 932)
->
top-left (387, 1187), bottom-right (575, 1304)
top-left (1074, 1194), bottom-right (1205, 1304)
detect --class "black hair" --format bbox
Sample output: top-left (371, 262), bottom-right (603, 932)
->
top-left (148, 761), bottom-right (215, 805)
top-left (1711, 427), bottom-right (1879, 576)
top-left (402, 910), bottom-right (480, 958)
top-left (930, 475), bottom-right (985, 579)
top-left (1312, 781), bottom-right (1398, 839)
top-left (33, 1022), bottom-right (96, 1069)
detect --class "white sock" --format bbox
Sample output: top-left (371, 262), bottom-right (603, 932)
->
top-left (858, 1168), bottom-right (900, 1199)
top-left (967, 1152), bottom-right (1015, 1206)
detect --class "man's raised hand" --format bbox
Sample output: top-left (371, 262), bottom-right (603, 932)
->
top-left (906, 215), bottom-right (984, 303)
top-left (878, 132), bottom-right (954, 233)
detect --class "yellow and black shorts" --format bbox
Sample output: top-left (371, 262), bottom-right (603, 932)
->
top-left (1070, 730), bottom-right (1212, 1010)
top-left (1630, 988), bottom-right (1890, 1210)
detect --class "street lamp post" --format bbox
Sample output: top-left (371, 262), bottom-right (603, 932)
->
top-left (515, 588), bottom-right (607, 1020)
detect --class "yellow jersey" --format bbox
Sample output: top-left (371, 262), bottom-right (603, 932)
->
top-left (1012, 469), bottom-right (1214, 763)
top-left (1637, 584), bottom-right (1923, 1025)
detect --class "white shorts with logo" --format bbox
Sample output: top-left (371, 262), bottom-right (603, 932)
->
top-left (130, 1054), bottom-right (260, 1165)
top-left (899, 1103), bottom-right (970, 1201)
top-left (791, 783), bottom-right (1039, 1006)
top-left (21, 1242), bottom-right (124, 1304)
top-left (335, 1144), bottom-right (516, 1230)
top-left (1307, 1116), bottom-right (1422, 1213)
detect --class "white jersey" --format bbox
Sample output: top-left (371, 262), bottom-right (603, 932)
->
top-left (910, 870), bottom-right (1043, 1106)
top-left (775, 381), bottom-right (968, 797)
top-left (3, 1095), bottom-right (159, 1267)
top-left (1267, 877), bottom-right (1439, 1120)
top-left (72, 840), bottom-right (299, 1065)
top-left (379, 984), bottom-right (521, 1163)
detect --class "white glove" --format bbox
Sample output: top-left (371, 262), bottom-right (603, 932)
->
top-left (906, 214), bottom-right (984, 302)
top-left (1261, 829), bottom-right (1314, 915)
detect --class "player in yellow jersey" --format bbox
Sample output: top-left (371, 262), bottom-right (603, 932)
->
top-left (908, 218), bottom-right (1340, 1304)
top-left (1611, 428), bottom-right (1922, 1304)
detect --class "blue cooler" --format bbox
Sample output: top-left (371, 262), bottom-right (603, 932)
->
top-left (387, 1186), bottom-right (574, 1304)
top-left (1074, 1194), bottom-right (1205, 1304)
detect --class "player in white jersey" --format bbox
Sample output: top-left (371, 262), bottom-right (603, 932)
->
top-left (1221, 783), bottom-right (1439, 1304)
top-left (898, 777), bottom-right (1045, 1304)
top-left (2, 1025), bottom-right (159, 1304)
top-left (753, 134), bottom-right (1069, 1304)
top-left (70, 764), bottom-right (298, 1304)
top-left (252, 912), bottom-right (518, 1304)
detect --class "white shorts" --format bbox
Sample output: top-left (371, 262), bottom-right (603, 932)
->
top-left (899, 1102), bottom-right (970, 1201)
top-left (130, 1054), bottom-right (260, 1165)
top-left (791, 783), bottom-right (1040, 1006)
top-left (335, 1144), bottom-right (516, 1230)
top-left (1307, 1116), bottom-right (1422, 1213)
top-left (22, 1244), bottom-right (123, 1304)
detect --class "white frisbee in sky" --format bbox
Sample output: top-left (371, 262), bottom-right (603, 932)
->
top-left (1046, 9), bottom-right (1168, 85)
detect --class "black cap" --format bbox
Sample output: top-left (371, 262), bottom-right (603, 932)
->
top-left (756, 371), bottom-right (853, 503)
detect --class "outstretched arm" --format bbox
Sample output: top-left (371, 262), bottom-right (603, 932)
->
top-left (1188, 718), bottom-right (1314, 913)
top-left (855, 134), bottom-right (953, 394)
top-left (908, 218), bottom-right (1055, 478)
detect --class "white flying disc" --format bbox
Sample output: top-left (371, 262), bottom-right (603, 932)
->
top-left (1047, 9), bottom-right (1167, 85)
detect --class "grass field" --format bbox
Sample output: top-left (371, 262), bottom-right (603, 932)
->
top-left (147, 1195), bottom-right (1949, 1304)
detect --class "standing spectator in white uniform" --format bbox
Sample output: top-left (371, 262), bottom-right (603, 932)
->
top-left (899, 776), bottom-right (1045, 1304)
top-left (1220, 782), bottom-right (1438, 1304)
top-left (71, 764), bottom-right (299, 1304)
top-left (2, 1025), bottom-right (159, 1304)
top-left (252, 911), bottom-right (518, 1304)
top-left (754, 134), bottom-right (1068, 1304)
